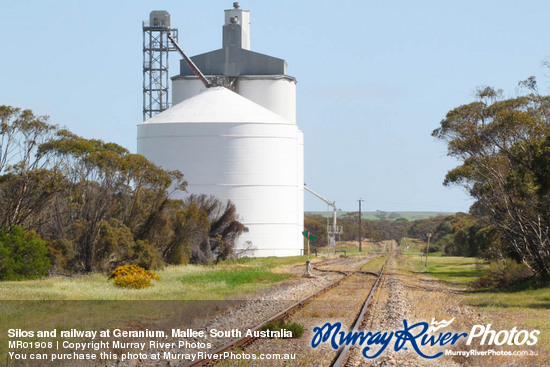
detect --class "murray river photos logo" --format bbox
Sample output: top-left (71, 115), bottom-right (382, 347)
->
top-left (310, 318), bottom-right (540, 359)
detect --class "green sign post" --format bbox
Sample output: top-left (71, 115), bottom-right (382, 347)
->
top-left (302, 231), bottom-right (316, 258)
top-left (302, 231), bottom-right (316, 241)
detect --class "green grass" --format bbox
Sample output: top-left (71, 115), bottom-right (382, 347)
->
top-left (178, 266), bottom-right (290, 296)
top-left (400, 238), bottom-right (489, 287)
top-left (361, 256), bottom-right (387, 272)
top-left (467, 287), bottom-right (550, 309)
top-left (404, 253), bottom-right (488, 286)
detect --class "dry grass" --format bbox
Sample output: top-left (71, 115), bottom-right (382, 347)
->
top-left (361, 256), bottom-right (386, 273)
top-left (0, 260), bottom-right (302, 301)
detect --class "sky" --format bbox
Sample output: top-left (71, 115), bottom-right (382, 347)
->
top-left (1, 0), bottom-right (549, 213)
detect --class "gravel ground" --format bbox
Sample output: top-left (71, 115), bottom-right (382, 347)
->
top-left (346, 257), bottom-right (461, 367)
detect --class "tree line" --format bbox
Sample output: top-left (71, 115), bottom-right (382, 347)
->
top-left (304, 211), bottom-right (497, 258)
top-left (0, 106), bottom-right (246, 280)
top-left (304, 213), bottom-right (410, 248)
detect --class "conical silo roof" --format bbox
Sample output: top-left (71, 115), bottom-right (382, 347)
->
top-left (141, 86), bottom-right (291, 124)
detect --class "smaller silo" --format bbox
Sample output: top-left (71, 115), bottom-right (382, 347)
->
top-left (171, 3), bottom-right (297, 123)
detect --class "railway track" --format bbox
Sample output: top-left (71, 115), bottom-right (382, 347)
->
top-left (183, 256), bottom-right (386, 367)
top-left (331, 262), bottom-right (385, 367)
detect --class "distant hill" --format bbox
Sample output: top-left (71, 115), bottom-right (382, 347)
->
top-left (305, 211), bottom-right (457, 221)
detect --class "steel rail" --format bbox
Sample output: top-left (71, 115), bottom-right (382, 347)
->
top-left (311, 264), bottom-right (349, 276)
top-left (330, 261), bottom-right (387, 367)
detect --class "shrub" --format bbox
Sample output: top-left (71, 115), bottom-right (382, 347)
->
top-left (0, 226), bottom-right (50, 280)
top-left (260, 319), bottom-right (304, 338)
top-left (108, 264), bottom-right (159, 289)
top-left (97, 219), bottom-right (163, 272)
top-left (473, 260), bottom-right (533, 288)
top-left (260, 319), bottom-right (284, 333)
top-left (285, 322), bottom-right (304, 338)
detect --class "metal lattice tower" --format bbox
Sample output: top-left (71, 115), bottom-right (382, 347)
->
top-left (142, 11), bottom-right (178, 121)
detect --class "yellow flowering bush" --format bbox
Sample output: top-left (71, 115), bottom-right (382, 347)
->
top-left (108, 264), bottom-right (160, 289)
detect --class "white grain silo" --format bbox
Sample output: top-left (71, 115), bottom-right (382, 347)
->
top-left (138, 3), bottom-right (303, 256)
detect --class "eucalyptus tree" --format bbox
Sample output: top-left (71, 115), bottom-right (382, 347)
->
top-left (39, 130), bottom-right (189, 271)
top-left (433, 80), bottom-right (550, 281)
top-left (0, 106), bottom-right (61, 229)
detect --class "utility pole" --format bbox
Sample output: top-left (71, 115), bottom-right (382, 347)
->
top-left (425, 232), bottom-right (432, 268)
top-left (358, 199), bottom-right (364, 252)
